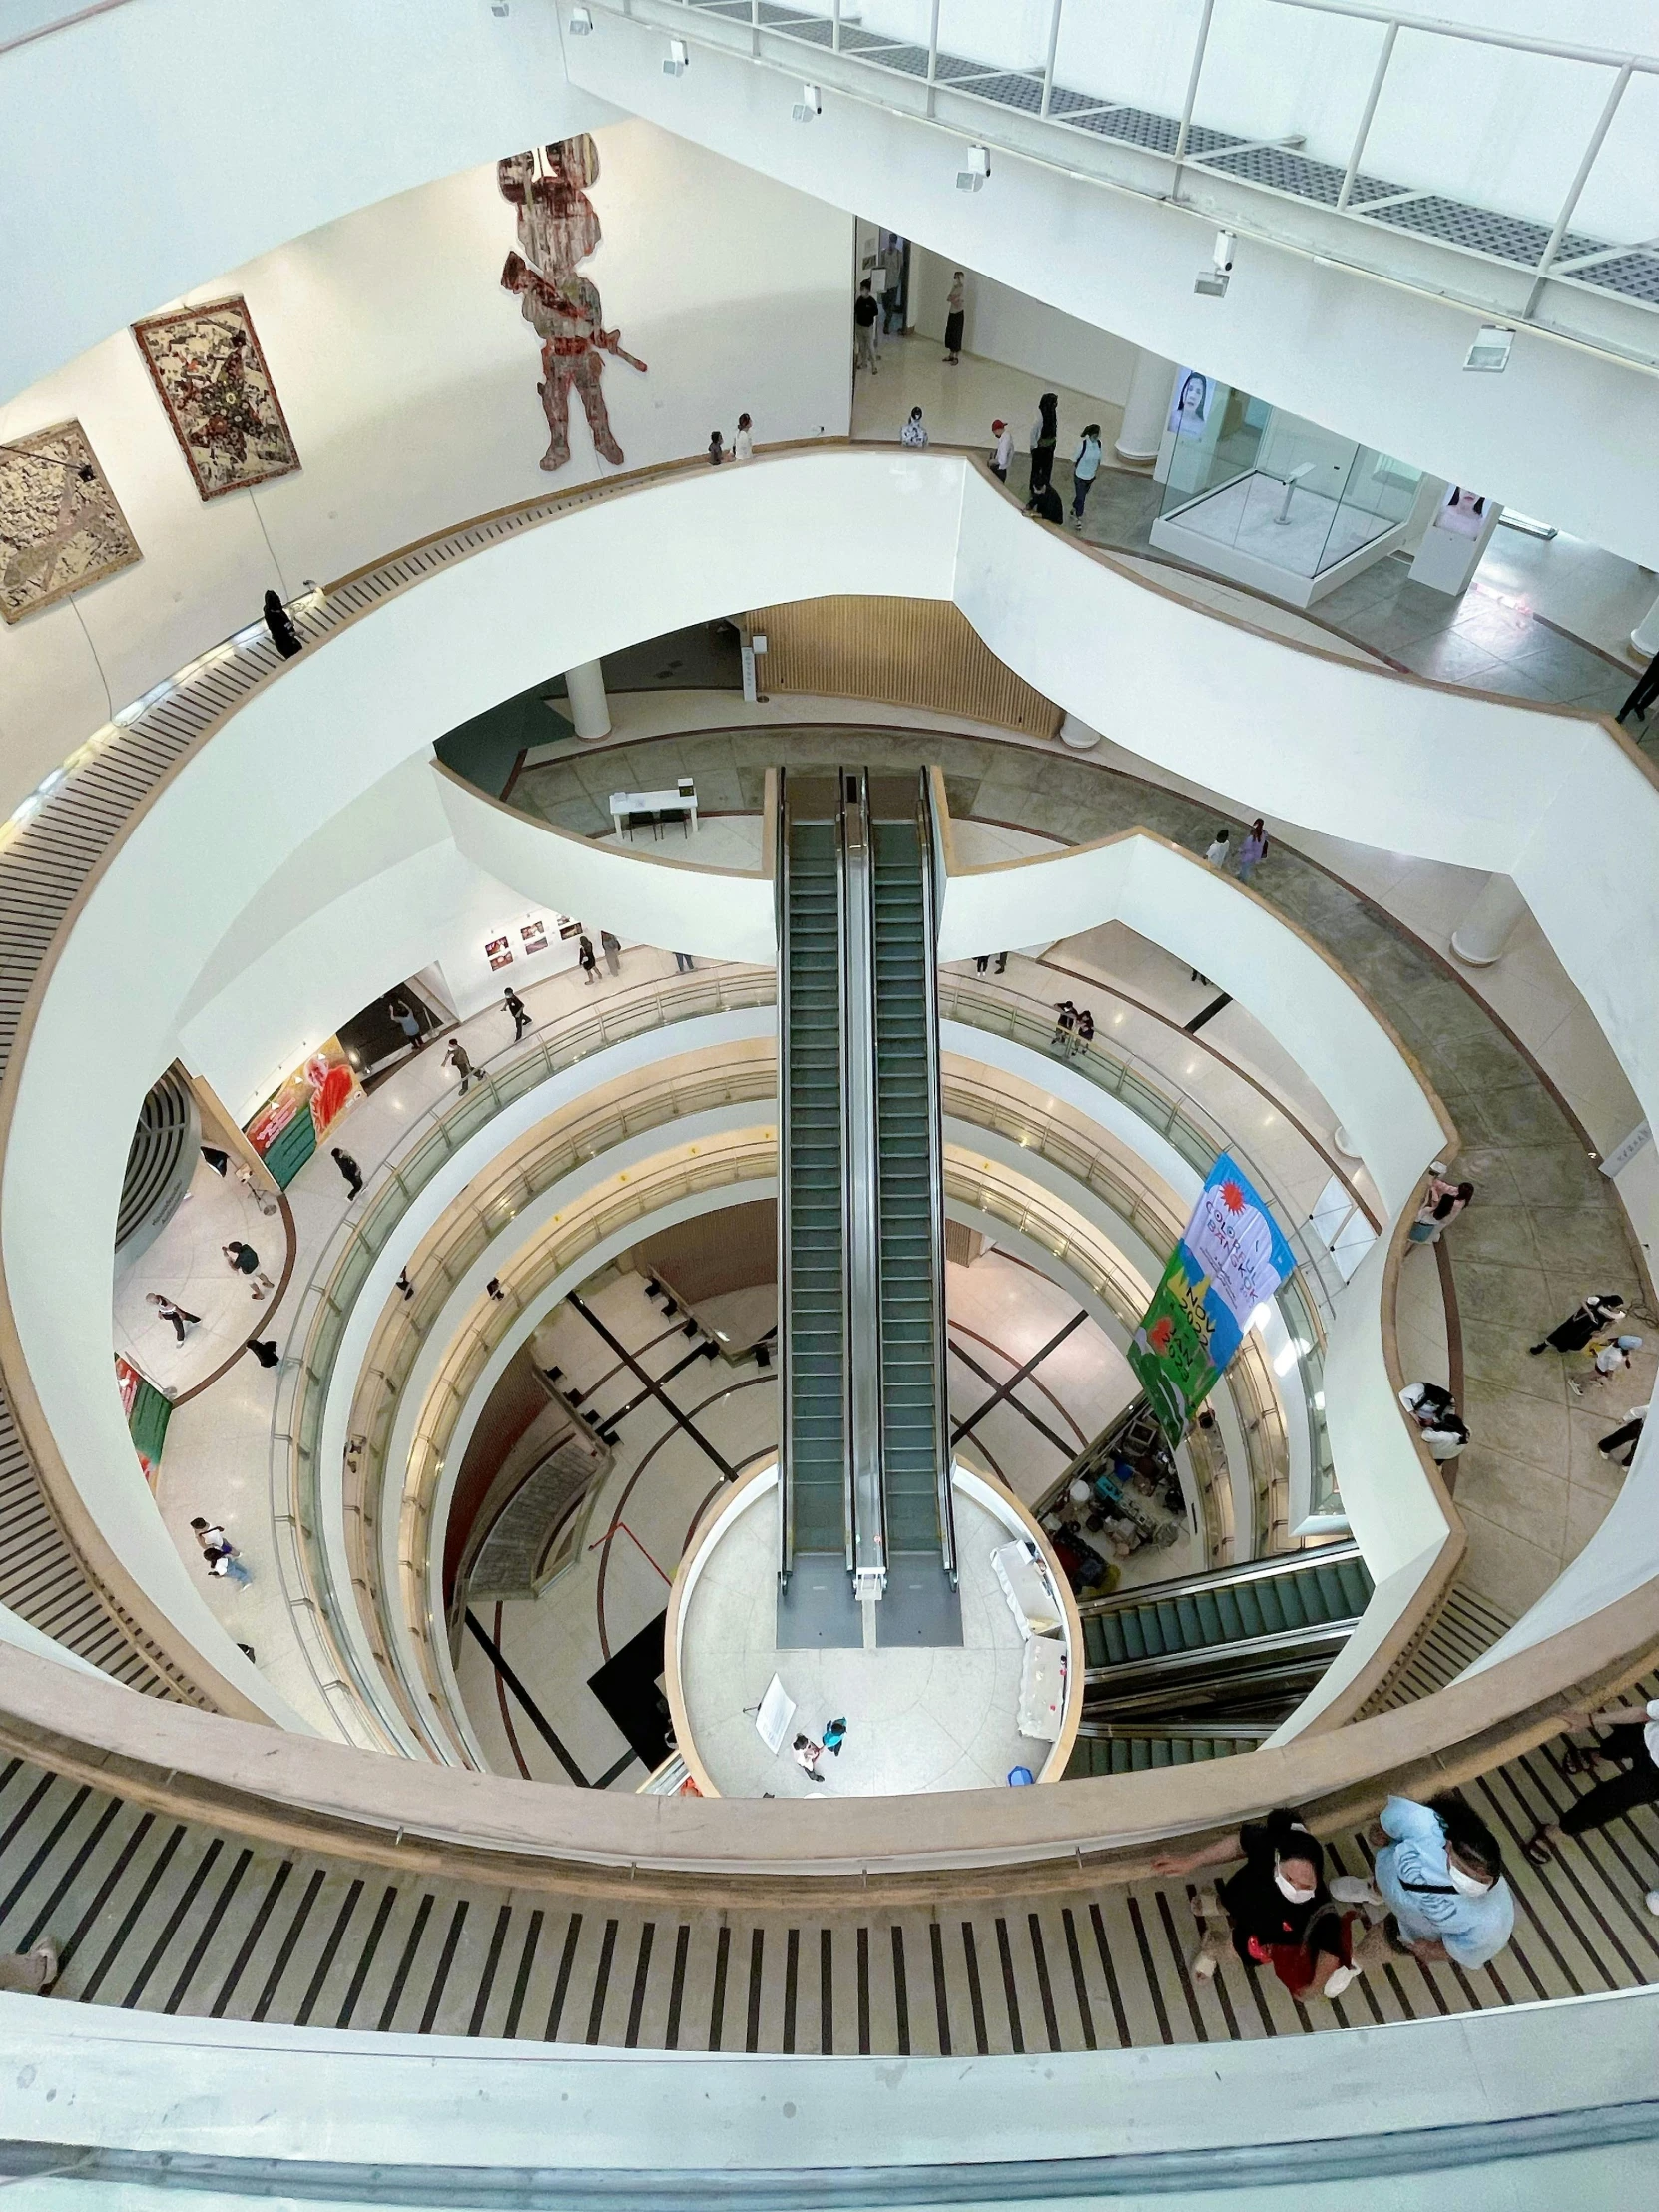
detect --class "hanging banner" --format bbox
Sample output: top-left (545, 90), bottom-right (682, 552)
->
top-left (244, 1036), bottom-right (362, 1188)
top-left (116, 1355), bottom-right (172, 1483)
top-left (1127, 1152), bottom-right (1296, 1444)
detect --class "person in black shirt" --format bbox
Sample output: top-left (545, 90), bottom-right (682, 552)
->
top-left (1154, 1806), bottom-right (1363, 1998)
top-left (853, 279), bottom-right (880, 376)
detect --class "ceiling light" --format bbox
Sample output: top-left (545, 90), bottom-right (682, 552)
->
top-left (664, 36), bottom-right (689, 76)
top-left (956, 143), bottom-right (990, 193)
top-left (1465, 324), bottom-right (1513, 373)
top-left (792, 82), bottom-right (822, 122)
top-left (568, 5), bottom-right (593, 30)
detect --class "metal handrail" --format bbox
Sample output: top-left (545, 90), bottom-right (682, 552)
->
top-left (1075, 1536), bottom-right (1364, 1619)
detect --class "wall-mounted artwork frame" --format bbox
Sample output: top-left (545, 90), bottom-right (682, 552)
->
top-left (132, 295), bottom-right (300, 500)
top-left (0, 419), bottom-right (141, 623)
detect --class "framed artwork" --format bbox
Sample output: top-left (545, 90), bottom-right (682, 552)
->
top-left (485, 935), bottom-right (515, 972)
top-left (521, 919), bottom-right (549, 954)
top-left (0, 420), bottom-right (141, 623)
top-left (131, 295), bottom-right (300, 500)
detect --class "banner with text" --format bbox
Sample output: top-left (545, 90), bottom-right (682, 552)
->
top-left (1127, 1153), bottom-right (1296, 1444)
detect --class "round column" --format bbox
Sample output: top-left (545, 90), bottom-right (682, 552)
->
top-left (1630, 590), bottom-right (1659, 661)
top-left (1114, 348), bottom-right (1178, 464)
top-left (1450, 873), bottom-right (1529, 968)
top-left (1333, 1126), bottom-right (1362, 1159)
top-left (563, 658), bottom-right (611, 741)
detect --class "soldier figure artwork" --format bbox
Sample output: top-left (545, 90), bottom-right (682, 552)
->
top-left (498, 137), bottom-right (647, 472)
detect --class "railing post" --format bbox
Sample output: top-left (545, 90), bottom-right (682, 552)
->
top-left (831, 0), bottom-right (841, 55)
top-left (1523, 60), bottom-right (1631, 316)
top-left (1171, 0), bottom-right (1216, 171)
top-left (1039, 0), bottom-right (1064, 119)
top-left (1336, 19), bottom-right (1397, 211)
top-left (925, 0), bottom-right (940, 116)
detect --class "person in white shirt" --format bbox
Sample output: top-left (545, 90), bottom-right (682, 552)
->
top-left (734, 412), bottom-right (754, 462)
top-left (1598, 1401), bottom-right (1647, 1465)
top-left (989, 419), bottom-right (1012, 482)
top-left (900, 405), bottom-right (929, 450)
top-left (1205, 827), bottom-right (1232, 869)
top-left (1070, 423), bottom-right (1103, 527)
top-left (1525, 1699), bottom-right (1659, 1863)
top-left (1573, 1331), bottom-right (1643, 1396)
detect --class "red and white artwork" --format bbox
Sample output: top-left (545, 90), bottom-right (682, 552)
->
top-left (132, 296), bottom-right (300, 501)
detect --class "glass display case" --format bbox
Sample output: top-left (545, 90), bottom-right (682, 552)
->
top-left (1151, 380), bottom-right (1421, 606)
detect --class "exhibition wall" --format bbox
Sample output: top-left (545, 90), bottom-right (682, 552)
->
top-left (0, 121), bottom-right (853, 809)
top-left (907, 245), bottom-right (1138, 410)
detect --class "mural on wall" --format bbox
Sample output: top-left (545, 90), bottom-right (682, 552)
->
top-left (131, 296), bottom-right (301, 501)
top-left (498, 136), bottom-right (647, 473)
top-left (0, 419), bottom-right (141, 623)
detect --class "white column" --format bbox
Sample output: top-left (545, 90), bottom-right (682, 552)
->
top-left (1113, 348), bottom-right (1177, 464)
top-left (563, 658), bottom-right (610, 741)
top-left (1333, 1126), bottom-right (1361, 1159)
top-left (1630, 589), bottom-right (1659, 660)
top-left (1449, 873), bottom-right (1529, 968)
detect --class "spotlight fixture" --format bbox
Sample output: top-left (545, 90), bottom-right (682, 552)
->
top-left (1465, 323), bottom-right (1514, 373)
top-left (568, 4), bottom-right (592, 30)
top-left (1195, 227), bottom-right (1233, 296)
top-left (490, 2), bottom-right (510, 15)
top-left (792, 81), bottom-right (822, 122)
top-left (956, 143), bottom-right (990, 193)
top-left (663, 36), bottom-right (689, 76)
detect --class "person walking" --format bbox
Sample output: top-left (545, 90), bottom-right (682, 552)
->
top-left (262, 589), bottom-right (302, 659)
top-left (792, 1733), bottom-right (827, 1784)
top-left (331, 1146), bottom-right (363, 1200)
top-left (1027, 394), bottom-right (1058, 499)
top-left (1070, 423), bottom-right (1102, 527)
top-left (1530, 1292), bottom-right (1626, 1356)
top-left (852, 279), bottom-right (880, 376)
top-left (900, 405), bottom-right (929, 450)
top-left (1206, 826), bottom-right (1233, 870)
top-left (223, 1241), bottom-right (274, 1298)
top-left (147, 1292), bottom-right (200, 1344)
top-left (707, 429), bottom-right (726, 466)
top-left (1407, 1177), bottom-right (1474, 1247)
top-left (1575, 1332), bottom-right (1643, 1396)
top-left (190, 1518), bottom-right (252, 1588)
top-left (601, 929), bottom-right (622, 977)
top-left (0, 1936), bottom-right (60, 1994)
top-left (577, 934), bottom-right (598, 985)
top-left (1235, 819), bottom-right (1270, 884)
top-left (943, 271), bottom-right (966, 364)
top-left (246, 1337), bottom-right (281, 1370)
top-left (443, 1037), bottom-right (475, 1093)
top-left (1332, 1792), bottom-right (1513, 1972)
top-left (822, 1717), bottom-right (847, 1757)
top-left (989, 419), bottom-right (1012, 483)
top-left (1599, 1402), bottom-right (1648, 1466)
top-left (1524, 1698), bottom-right (1659, 1863)
top-left (503, 985), bottom-right (530, 1042)
top-left (396, 1268), bottom-right (415, 1302)
top-left (390, 998), bottom-right (423, 1053)
top-left (734, 412), bottom-right (754, 462)
top-left (1153, 1807), bottom-right (1367, 2000)
top-left (994, 951), bottom-right (1007, 973)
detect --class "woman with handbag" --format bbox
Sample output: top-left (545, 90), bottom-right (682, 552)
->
top-left (1153, 1806), bottom-right (1368, 1998)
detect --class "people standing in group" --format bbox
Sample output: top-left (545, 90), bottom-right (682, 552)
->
top-left (1408, 1175), bottom-right (1474, 1247)
top-left (1524, 1699), bottom-right (1659, 1864)
top-left (1027, 394), bottom-right (1058, 500)
top-left (822, 1717), bottom-right (847, 1757)
top-left (1398, 1381), bottom-right (1469, 1461)
top-left (331, 1146), bottom-right (363, 1200)
top-left (147, 1292), bottom-right (200, 1344)
top-left (1153, 1806), bottom-right (1368, 2000)
top-left (942, 271), bottom-right (966, 364)
top-left (1599, 1402), bottom-right (1648, 1466)
top-left (190, 1517), bottom-right (252, 1588)
top-left (443, 1037), bottom-right (474, 1093)
top-left (503, 985), bottom-right (530, 1042)
top-left (1071, 1007), bottom-right (1096, 1058)
top-left (793, 1733), bottom-right (827, 1784)
top-left (262, 589), bottom-right (302, 659)
top-left (1235, 819), bottom-right (1270, 884)
top-left (1332, 1792), bottom-right (1513, 1972)
top-left (707, 429), bottom-right (726, 465)
top-left (674, 951), bottom-right (696, 974)
top-left (223, 1241), bottom-right (273, 1298)
top-left (246, 1337), bottom-right (281, 1370)
top-left (900, 405), bottom-right (929, 449)
top-left (989, 419), bottom-right (1012, 482)
top-left (1575, 1333), bottom-right (1643, 1397)
top-left (1206, 826), bottom-right (1233, 870)
top-left (1051, 1000), bottom-right (1078, 1051)
top-left (734, 412), bottom-right (754, 462)
top-left (1530, 1292), bottom-right (1626, 1356)
top-left (601, 929), bottom-right (622, 977)
top-left (577, 934), bottom-right (598, 984)
top-left (1070, 423), bottom-right (1102, 527)
top-left (1029, 481), bottom-right (1063, 526)
top-left (853, 278), bottom-right (880, 375)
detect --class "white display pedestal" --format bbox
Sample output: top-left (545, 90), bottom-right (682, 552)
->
top-left (1407, 491), bottom-right (1503, 597)
top-left (1149, 472), bottom-right (1409, 608)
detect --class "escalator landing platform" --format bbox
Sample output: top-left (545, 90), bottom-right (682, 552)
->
top-left (778, 1553), bottom-right (863, 1648)
top-left (877, 1554), bottom-right (963, 1648)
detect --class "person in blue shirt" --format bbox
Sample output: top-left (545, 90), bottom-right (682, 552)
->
top-left (1332, 1791), bottom-right (1513, 1970)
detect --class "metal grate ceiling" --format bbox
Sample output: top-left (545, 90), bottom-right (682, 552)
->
top-left (1070, 105), bottom-right (1240, 159)
top-left (1201, 145), bottom-right (1403, 210)
top-left (1362, 194), bottom-right (1606, 270)
top-left (1564, 251), bottom-right (1659, 305)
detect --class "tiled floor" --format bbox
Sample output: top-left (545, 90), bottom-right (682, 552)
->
top-left (112, 1154), bottom-right (286, 1395)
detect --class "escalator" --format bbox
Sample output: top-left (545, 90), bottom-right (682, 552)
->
top-left (1065, 1543), bottom-right (1373, 1779)
top-left (777, 769), bottom-right (956, 1645)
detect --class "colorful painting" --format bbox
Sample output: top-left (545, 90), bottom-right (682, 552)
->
top-left (116, 1355), bottom-right (171, 1483)
top-left (1128, 1153), bottom-right (1296, 1445)
top-left (485, 934), bottom-right (515, 972)
top-left (497, 136), bottom-right (647, 473)
top-left (244, 1037), bottom-right (361, 1188)
top-left (132, 296), bottom-right (300, 501)
top-left (0, 420), bottom-right (141, 623)
top-left (520, 919), bottom-right (548, 955)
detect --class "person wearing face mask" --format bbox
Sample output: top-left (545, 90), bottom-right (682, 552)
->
top-left (1153, 1806), bottom-right (1364, 1998)
top-left (1330, 1792), bottom-right (1512, 1970)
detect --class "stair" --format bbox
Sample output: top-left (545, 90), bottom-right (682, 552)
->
top-left (1080, 1545), bottom-right (1374, 1672)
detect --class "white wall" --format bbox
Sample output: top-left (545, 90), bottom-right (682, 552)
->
top-left (908, 247), bottom-right (1136, 410)
top-left (0, 122), bottom-right (854, 809)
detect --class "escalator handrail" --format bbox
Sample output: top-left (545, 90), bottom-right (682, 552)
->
top-left (1076, 1539), bottom-right (1367, 1621)
top-left (1083, 1615), bottom-right (1361, 1688)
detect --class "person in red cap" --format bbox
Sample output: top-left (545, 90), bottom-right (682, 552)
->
top-left (990, 419), bottom-right (1012, 482)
